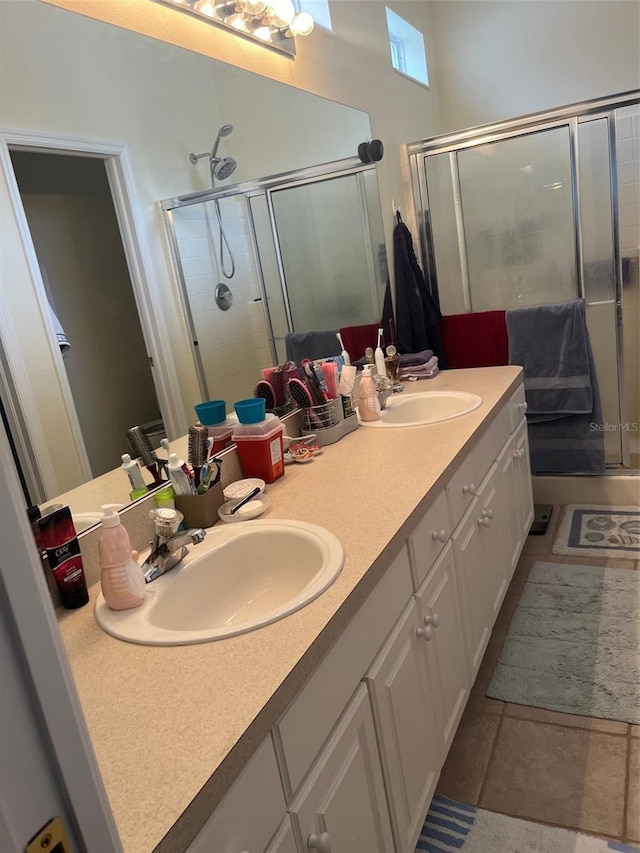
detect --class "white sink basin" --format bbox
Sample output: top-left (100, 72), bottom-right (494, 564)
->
top-left (94, 520), bottom-right (344, 645)
top-left (359, 390), bottom-right (482, 427)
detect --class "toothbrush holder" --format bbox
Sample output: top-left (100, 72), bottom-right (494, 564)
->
top-left (174, 481), bottom-right (224, 529)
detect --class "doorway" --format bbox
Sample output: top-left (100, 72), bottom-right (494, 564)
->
top-left (5, 148), bottom-right (165, 499)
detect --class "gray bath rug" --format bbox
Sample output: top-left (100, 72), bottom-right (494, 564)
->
top-left (553, 505), bottom-right (640, 560)
top-left (487, 561), bottom-right (640, 724)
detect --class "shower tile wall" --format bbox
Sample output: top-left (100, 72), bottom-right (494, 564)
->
top-left (172, 197), bottom-right (271, 407)
top-left (616, 106), bottom-right (640, 443)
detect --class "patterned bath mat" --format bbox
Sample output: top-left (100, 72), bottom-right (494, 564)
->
top-left (486, 561), bottom-right (640, 724)
top-left (416, 795), bottom-right (640, 852)
top-left (553, 505), bottom-right (640, 559)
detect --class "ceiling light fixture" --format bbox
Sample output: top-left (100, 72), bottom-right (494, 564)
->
top-left (156, 0), bottom-right (314, 55)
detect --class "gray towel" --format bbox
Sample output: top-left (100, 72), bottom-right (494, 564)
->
top-left (285, 329), bottom-right (341, 364)
top-left (507, 299), bottom-right (604, 474)
top-left (506, 300), bottom-right (592, 421)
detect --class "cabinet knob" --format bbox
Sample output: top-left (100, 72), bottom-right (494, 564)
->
top-left (431, 529), bottom-right (447, 543)
top-left (478, 516), bottom-right (490, 527)
top-left (424, 612), bottom-right (440, 628)
top-left (307, 832), bottom-right (331, 853)
top-left (462, 483), bottom-right (477, 495)
top-left (416, 626), bottom-right (433, 640)
top-left (518, 401), bottom-right (528, 412)
top-left (481, 508), bottom-right (493, 519)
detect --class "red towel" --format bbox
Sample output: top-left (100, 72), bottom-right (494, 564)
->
top-left (339, 323), bottom-right (381, 363)
top-left (441, 311), bottom-right (508, 369)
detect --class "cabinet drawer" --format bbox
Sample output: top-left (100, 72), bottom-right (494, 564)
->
top-left (408, 488), bottom-right (451, 591)
top-left (186, 736), bottom-right (284, 852)
top-left (509, 382), bottom-right (528, 432)
top-left (474, 402), bottom-right (511, 486)
top-left (446, 451), bottom-right (478, 529)
top-left (277, 547), bottom-right (413, 795)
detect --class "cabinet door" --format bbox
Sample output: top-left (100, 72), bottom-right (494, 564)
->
top-left (496, 434), bottom-right (521, 579)
top-left (478, 462), bottom-right (510, 620)
top-left (266, 816), bottom-right (299, 853)
top-left (452, 498), bottom-right (492, 680)
top-left (186, 737), bottom-right (285, 853)
top-left (290, 684), bottom-right (394, 853)
top-left (415, 542), bottom-right (469, 753)
top-left (365, 600), bottom-right (441, 853)
top-left (513, 420), bottom-right (534, 545)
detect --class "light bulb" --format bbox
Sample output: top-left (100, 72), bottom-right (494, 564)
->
top-left (194, 0), bottom-right (216, 16)
top-left (253, 24), bottom-right (273, 40)
top-left (266, 0), bottom-right (294, 28)
top-left (289, 11), bottom-right (314, 36)
top-left (227, 12), bottom-right (249, 29)
top-left (238, 0), bottom-right (268, 13)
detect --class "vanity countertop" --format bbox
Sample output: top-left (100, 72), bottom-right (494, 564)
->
top-left (57, 366), bottom-right (523, 853)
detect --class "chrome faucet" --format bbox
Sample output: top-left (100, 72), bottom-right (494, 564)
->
top-left (143, 509), bottom-right (206, 583)
top-left (376, 381), bottom-right (404, 409)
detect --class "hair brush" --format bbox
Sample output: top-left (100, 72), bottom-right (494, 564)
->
top-left (254, 379), bottom-right (276, 411)
top-left (126, 426), bottom-right (163, 485)
top-left (188, 426), bottom-right (209, 488)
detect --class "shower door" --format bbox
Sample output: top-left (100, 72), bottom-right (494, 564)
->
top-left (411, 104), bottom-right (629, 466)
top-left (268, 172), bottom-right (386, 334)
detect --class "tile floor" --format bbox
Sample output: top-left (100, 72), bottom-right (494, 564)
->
top-left (436, 503), bottom-right (640, 847)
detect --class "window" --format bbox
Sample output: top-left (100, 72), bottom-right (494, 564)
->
top-left (294, 0), bottom-right (333, 32)
top-left (385, 8), bottom-right (428, 86)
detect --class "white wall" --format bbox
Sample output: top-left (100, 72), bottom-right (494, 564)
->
top-left (430, 0), bottom-right (640, 132)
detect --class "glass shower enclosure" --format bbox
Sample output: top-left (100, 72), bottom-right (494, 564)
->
top-left (408, 91), bottom-right (640, 467)
top-left (161, 158), bottom-right (386, 401)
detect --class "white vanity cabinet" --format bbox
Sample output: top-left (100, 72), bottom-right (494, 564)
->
top-left (365, 598), bottom-right (441, 853)
top-left (288, 684), bottom-right (394, 853)
top-left (186, 736), bottom-right (287, 853)
top-left (183, 379), bottom-right (534, 853)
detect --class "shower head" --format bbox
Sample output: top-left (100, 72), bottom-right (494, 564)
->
top-left (211, 124), bottom-right (234, 159)
top-left (211, 156), bottom-right (237, 181)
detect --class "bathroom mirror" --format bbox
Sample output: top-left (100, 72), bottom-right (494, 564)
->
top-left (0, 1), bottom-right (382, 516)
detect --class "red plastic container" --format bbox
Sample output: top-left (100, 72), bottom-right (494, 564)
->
top-left (232, 422), bottom-right (285, 484)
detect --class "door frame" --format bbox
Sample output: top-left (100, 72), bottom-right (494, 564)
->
top-left (0, 419), bottom-right (122, 851)
top-left (0, 129), bottom-right (183, 502)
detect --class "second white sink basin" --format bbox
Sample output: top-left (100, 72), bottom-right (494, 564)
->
top-left (95, 519), bottom-right (344, 645)
top-left (360, 390), bottom-right (482, 427)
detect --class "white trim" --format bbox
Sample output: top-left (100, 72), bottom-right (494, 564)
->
top-left (0, 129), bottom-right (185, 499)
top-left (0, 423), bottom-right (122, 851)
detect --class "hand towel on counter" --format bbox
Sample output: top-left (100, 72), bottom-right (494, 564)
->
top-left (399, 355), bottom-right (439, 380)
top-left (506, 299), bottom-right (593, 420)
top-left (441, 311), bottom-right (508, 369)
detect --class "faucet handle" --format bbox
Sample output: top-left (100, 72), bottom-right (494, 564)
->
top-left (149, 507), bottom-right (183, 537)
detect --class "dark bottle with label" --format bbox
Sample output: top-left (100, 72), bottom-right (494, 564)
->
top-left (37, 506), bottom-right (89, 609)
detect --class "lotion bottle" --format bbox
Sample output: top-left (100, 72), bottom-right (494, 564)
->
top-left (357, 365), bottom-right (381, 422)
top-left (98, 505), bottom-right (145, 611)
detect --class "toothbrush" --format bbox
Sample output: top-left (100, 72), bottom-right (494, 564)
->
top-left (375, 328), bottom-right (387, 378)
top-left (336, 332), bottom-right (351, 366)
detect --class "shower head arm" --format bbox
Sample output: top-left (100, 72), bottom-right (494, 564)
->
top-left (189, 152), bottom-right (211, 165)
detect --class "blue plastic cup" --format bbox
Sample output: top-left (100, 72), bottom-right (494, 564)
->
top-left (233, 398), bottom-right (266, 424)
top-left (195, 400), bottom-right (226, 426)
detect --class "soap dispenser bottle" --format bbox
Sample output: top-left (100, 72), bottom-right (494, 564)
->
top-left (358, 365), bottom-right (381, 422)
top-left (98, 505), bottom-right (145, 611)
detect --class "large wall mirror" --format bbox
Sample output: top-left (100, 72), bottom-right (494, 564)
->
top-left (0, 1), bottom-right (386, 519)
